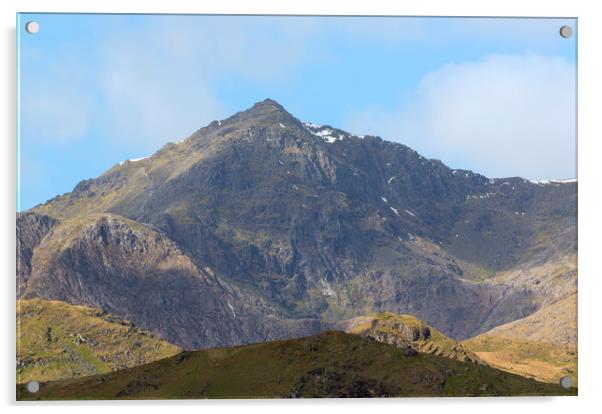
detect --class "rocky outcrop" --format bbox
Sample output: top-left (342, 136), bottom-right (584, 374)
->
top-left (17, 212), bottom-right (57, 297)
top-left (340, 313), bottom-right (483, 364)
top-left (288, 367), bottom-right (396, 398)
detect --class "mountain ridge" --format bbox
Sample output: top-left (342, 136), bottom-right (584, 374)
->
top-left (18, 99), bottom-right (577, 351)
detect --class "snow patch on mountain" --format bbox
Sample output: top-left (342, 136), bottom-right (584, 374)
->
top-left (320, 279), bottom-right (336, 297)
top-left (119, 155), bottom-right (150, 165)
top-left (528, 178), bottom-right (577, 185)
top-left (301, 121), bottom-right (364, 143)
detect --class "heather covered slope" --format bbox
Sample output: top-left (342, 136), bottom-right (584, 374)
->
top-left (17, 299), bottom-right (180, 383)
top-left (17, 331), bottom-right (574, 400)
top-left (18, 99), bottom-right (577, 350)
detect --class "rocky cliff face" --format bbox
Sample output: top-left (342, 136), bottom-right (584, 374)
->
top-left (19, 99), bottom-right (577, 349)
top-left (20, 213), bottom-right (324, 348)
top-left (17, 212), bottom-right (57, 297)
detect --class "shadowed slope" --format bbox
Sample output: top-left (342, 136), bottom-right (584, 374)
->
top-left (18, 331), bottom-right (574, 400)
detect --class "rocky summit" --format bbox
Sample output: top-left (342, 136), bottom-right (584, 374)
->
top-left (18, 99), bottom-right (577, 350)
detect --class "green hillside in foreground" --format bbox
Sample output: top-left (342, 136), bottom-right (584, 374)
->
top-left (17, 299), bottom-right (181, 384)
top-left (18, 331), bottom-right (575, 400)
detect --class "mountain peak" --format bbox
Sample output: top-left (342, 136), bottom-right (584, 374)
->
top-left (244, 98), bottom-right (290, 117)
top-left (234, 98), bottom-right (292, 118)
top-left (255, 98), bottom-right (284, 107)
top-left (204, 98), bottom-right (297, 133)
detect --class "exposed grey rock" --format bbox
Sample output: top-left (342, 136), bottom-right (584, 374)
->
top-left (18, 99), bottom-right (577, 348)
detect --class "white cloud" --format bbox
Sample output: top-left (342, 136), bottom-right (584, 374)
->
top-left (345, 53), bottom-right (576, 180)
top-left (20, 17), bottom-right (322, 152)
top-left (98, 41), bottom-right (225, 151)
top-left (94, 18), bottom-right (322, 151)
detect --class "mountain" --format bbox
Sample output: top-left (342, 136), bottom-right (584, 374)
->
top-left (17, 99), bottom-right (577, 351)
top-left (17, 299), bottom-right (180, 383)
top-left (17, 331), bottom-right (574, 400)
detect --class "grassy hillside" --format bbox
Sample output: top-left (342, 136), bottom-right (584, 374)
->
top-left (18, 331), bottom-right (574, 400)
top-left (17, 299), bottom-right (181, 383)
top-left (463, 334), bottom-right (576, 387)
top-left (463, 294), bottom-right (577, 385)
top-left (477, 293), bottom-right (577, 346)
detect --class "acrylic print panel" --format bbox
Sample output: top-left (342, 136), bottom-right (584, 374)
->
top-left (16, 13), bottom-right (577, 400)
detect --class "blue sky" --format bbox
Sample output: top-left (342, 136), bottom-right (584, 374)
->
top-left (17, 14), bottom-right (577, 211)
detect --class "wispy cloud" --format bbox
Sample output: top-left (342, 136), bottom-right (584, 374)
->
top-left (95, 16), bottom-right (323, 151)
top-left (20, 46), bottom-right (96, 142)
top-left (345, 53), bottom-right (576, 180)
top-left (22, 89), bottom-right (93, 142)
top-left (21, 16), bottom-right (325, 152)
